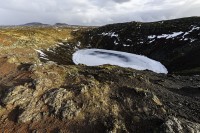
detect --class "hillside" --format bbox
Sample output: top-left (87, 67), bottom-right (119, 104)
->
top-left (77, 17), bottom-right (200, 75)
top-left (0, 18), bottom-right (200, 132)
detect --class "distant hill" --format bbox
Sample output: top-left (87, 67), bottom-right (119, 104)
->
top-left (22, 22), bottom-right (50, 26)
top-left (54, 23), bottom-right (69, 26)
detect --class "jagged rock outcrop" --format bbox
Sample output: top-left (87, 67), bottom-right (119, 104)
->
top-left (0, 60), bottom-right (200, 132)
top-left (162, 116), bottom-right (200, 133)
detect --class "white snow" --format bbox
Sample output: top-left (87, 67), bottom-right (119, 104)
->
top-left (183, 32), bottom-right (189, 37)
top-left (58, 42), bottom-right (64, 45)
top-left (148, 32), bottom-right (184, 39)
top-left (35, 49), bottom-right (50, 60)
top-left (47, 48), bottom-right (54, 52)
top-left (123, 44), bottom-right (130, 47)
top-left (101, 32), bottom-right (119, 38)
top-left (76, 41), bottom-right (81, 47)
top-left (182, 25), bottom-right (200, 39)
top-left (114, 40), bottom-right (119, 45)
top-left (40, 56), bottom-right (49, 60)
top-left (165, 32), bottom-right (184, 39)
top-left (73, 49), bottom-right (168, 74)
top-left (190, 39), bottom-right (196, 42)
top-left (157, 34), bottom-right (169, 39)
top-left (34, 49), bottom-right (47, 57)
top-left (190, 25), bottom-right (200, 32)
top-left (100, 32), bottom-right (120, 43)
top-left (148, 35), bottom-right (156, 39)
top-left (147, 25), bottom-right (200, 43)
top-left (149, 40), bottom-right (155, 43)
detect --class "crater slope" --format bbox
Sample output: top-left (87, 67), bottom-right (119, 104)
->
top-left (0, 18), bottom-right (200, 132)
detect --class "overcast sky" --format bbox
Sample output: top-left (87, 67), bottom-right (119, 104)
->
top-left (0, 0), bottom-right (200, 26)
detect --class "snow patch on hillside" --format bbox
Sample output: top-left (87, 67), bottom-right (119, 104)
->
top-left (148, 25), bottom-right (200, 42)
top-left (100, 32), bottom-right (120, 45)
top-left (101, 32), bottom-right (118, 38)
top-left (148, 32), bottom-right (184, 39)
top-left (73, 49), bottom-right (168, 74)
top-left (35, 49), bottom-right (49, 61)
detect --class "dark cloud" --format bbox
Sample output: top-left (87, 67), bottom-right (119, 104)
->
top-left (0, 0), bottom-right (199, 26)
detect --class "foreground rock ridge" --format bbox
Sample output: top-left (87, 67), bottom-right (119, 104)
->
top-left (0, 17), bottom-right (200, 132)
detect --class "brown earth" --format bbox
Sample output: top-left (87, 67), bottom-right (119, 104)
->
top-left (0, 24), bottom-right (200, 133)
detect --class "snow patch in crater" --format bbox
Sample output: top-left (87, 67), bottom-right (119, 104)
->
top-left (73, 49), bottom-right (168, 74)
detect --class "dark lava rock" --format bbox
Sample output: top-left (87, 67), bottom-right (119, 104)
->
top-left (78, 17), bottom-right (200, 75)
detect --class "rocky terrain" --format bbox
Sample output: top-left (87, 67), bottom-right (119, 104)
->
top-left (78, 17), bottom-right (200, 75)
top-left (0, 17), bottom-right (200, 132)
